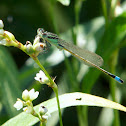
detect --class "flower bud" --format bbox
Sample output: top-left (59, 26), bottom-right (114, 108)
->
top-left (22, 89), bottom-right (30, 101)
top-left (24, 41), bottom-right (34, 54)
top-left (39, 105), bottom-right (48, 115)
top-left (4, 31), bottom-right (15, 40)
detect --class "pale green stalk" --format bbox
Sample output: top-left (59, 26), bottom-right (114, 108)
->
top-left (74, 0), bottom-right (83, 45)
top-left (101, 0), bottom-right (109, 27)
top-left (74, 1), bottom-right (88, 126)
top-left (109, 49), bottom-right (120, 126)
top-left (32, 57), bottom-right (63, 126)
top-left (40, 122), bottom-right (46, 126)
top-left (109, 1), bottom-right (120, 124)
top-left (40, 122), bottom-right (42, 126)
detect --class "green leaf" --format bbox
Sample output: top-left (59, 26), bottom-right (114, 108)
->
top-left (0, 47), bottom-right (21, 117)
top-left (2, 92), bottom-right (126, 126)
top-left (57, 0), bottom-right (70, 6)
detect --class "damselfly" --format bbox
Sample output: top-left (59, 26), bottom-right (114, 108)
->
top-left (37, 28), bottom-right (124, 84)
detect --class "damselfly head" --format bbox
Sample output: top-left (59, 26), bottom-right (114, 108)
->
top-left (37, 28), bottom-right (44, 34)
top-left (37, 28), bottom-right (48, 39)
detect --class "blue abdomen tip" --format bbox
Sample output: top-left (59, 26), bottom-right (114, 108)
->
top-left (115, 76), bottom-right (124, 83)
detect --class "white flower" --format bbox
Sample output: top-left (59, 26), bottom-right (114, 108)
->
top-left (34, 70), bottom-right (49, 84)
top-left (33, 42), bottom-right (46, 53)
top-left (13, 100), bottom-right (23, 110)
top-left (22, 89), bottom-right (29, 101)
top-left (39, 104), bottom-right (51, 120)
top-left (29, 89), bottom-right (39, 101)
top-left (24, 41), bottom-right (33, 53)
top-left (22, 89), bottom-right (39, 101)
top-left (33, 36), bottom-right (46, 54)
top-left (23, 106), bottom-right (33, 114)
top-left (39, 105), bottom-right (48, 115)
top-left (0, 20), bottom-right (4, 29)
top-left (33, 36), bottom-right (40, 45)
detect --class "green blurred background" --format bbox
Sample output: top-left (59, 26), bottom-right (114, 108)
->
top-left (0, 0), bottom-right (126, 126)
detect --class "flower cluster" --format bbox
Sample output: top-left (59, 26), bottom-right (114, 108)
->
top-left (14, 88), bottom-right (51, 122)
top-left (0, 19), bottom-right (53, 124)
top-left (24, 36), bottom-right (47, 56)
top-left (14, 70), bottom-right (50, 123)
top-left (0, 20), bottom-right (17, 46)
top-left (14, 89), bottom-right (39, 113)
top-left (0, 19), bottom-right (48, 57)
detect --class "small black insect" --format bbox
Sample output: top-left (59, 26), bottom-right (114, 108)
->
top-left (76, 98), bottom-right (82, 100)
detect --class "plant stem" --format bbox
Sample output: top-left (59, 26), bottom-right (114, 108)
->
top-left (109, 49), bottom-right (120, 126)
top-left (74, 1), bottom-right (89, 126)
top-left (40, 122), bottom-right (42, 126)
top-left (53, 87), bottom-right (63, 126)
top-left (77, 106), bottom-right (88, 126)
top-left (101, 0), bottom-right (109, 28)
top-left (40, 122), bottom-right (46, 126)
top-left (32, 57), bottom-right (63, 126)
top-left (74, 0), bottom-right (83, 45)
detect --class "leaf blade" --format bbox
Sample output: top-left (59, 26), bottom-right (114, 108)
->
top-left (2, 92), bottom-right (126, 126)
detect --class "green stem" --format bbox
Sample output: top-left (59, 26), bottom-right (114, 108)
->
top-left (53, 87), bottom-right (63, 126)
top-left (40, 122), bottom-right (42, 126)
top-left (74, 0), bottom-right (83, 45)
top-left (101, 0), bottom-right (109, 28)
top-left (77, 106), bottom-right (88, 126)
top-left (74, 1), bottom-right (89, 126)
top-left (109, 49), bottom-right (120, 126)
top-left (32, 57), bottom-right (63, 126)
top-left (40, 121), bottom-right (46, 126)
